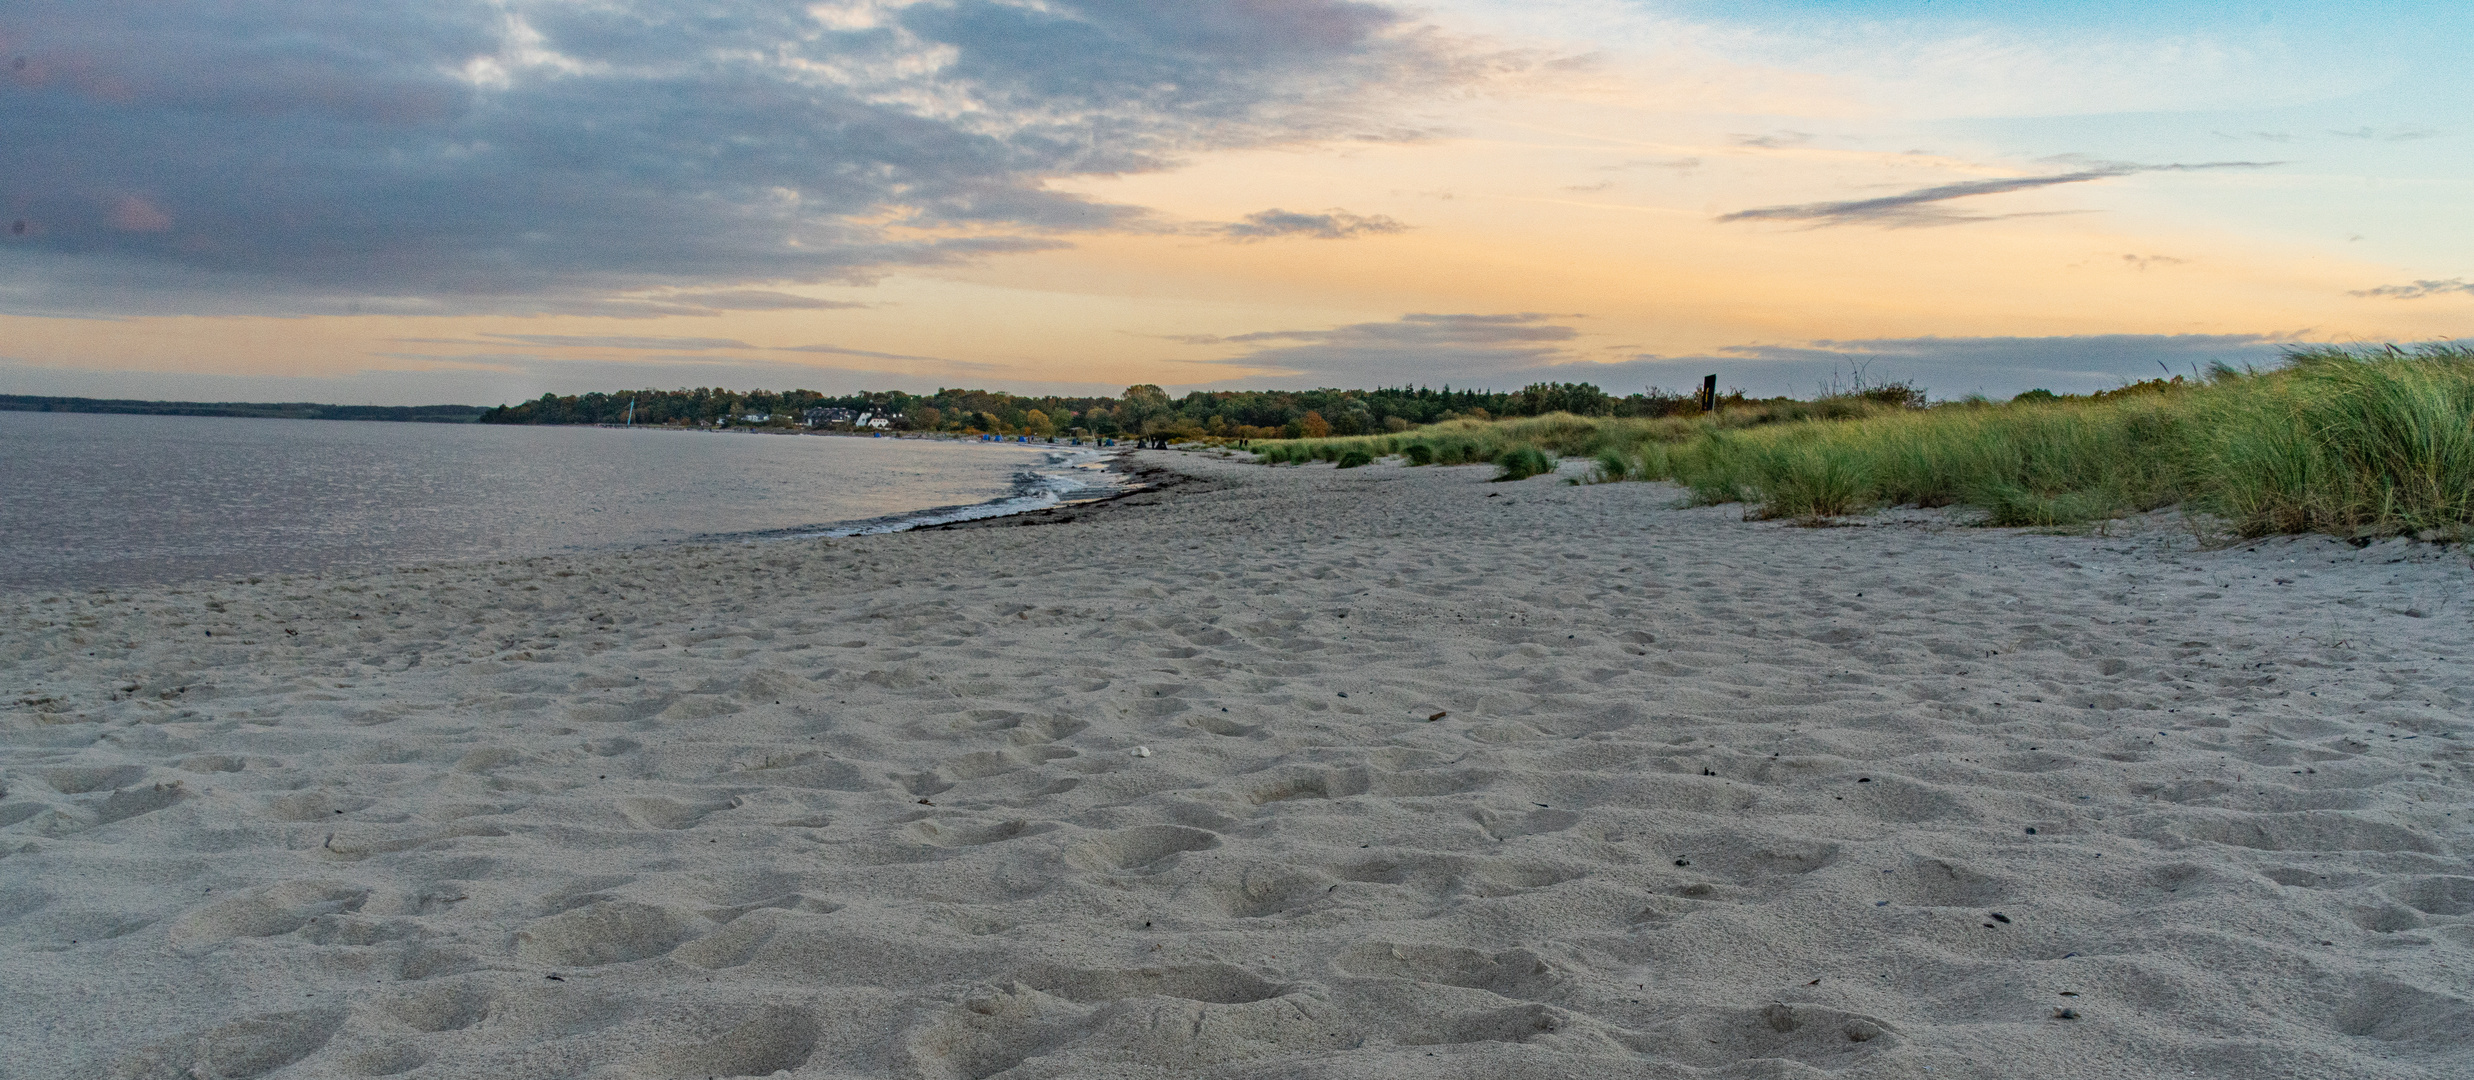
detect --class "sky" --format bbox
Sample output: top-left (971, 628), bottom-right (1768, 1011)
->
top-left (3, 0), bottom-right (2469, 404)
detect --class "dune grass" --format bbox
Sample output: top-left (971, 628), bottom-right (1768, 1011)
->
top-left (1250, 345), bottom-right (2474, 540)
top-left (1249, 398), bottom-right (1907, 473)
top-left (2201, 347), bottom-right (2474, 536)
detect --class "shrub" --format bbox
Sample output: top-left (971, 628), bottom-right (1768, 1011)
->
top-left (1401, 442), bottom-right (1434, 465)
top-left (1335, 448), bottom-right (1374, 469)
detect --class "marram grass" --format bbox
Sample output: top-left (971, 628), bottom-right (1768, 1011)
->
top-left (1253, 346), bottom-right (2474, 539)
top-left (2200, 347), bottom-right (2474, 536)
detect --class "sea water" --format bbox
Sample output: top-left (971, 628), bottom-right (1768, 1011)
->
top-left (0, 411), bottom-right (1122, 591)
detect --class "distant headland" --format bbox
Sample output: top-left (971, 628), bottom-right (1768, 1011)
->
top-left (0, 394), bottom-right (487, 423)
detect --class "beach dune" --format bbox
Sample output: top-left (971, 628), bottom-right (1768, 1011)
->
top-left (2, 452), bottom-right (2468, 1078)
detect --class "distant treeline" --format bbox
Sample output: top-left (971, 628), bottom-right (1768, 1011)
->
top-left (478, 381), bottom-right (1768, 438)
top-left (0, 394), bottom-right (487, 423)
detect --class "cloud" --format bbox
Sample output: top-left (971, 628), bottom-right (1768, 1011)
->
top-left (109, 196), bottom-right (173, 233)
top-left (0, 0), bottom-right (1476, 316)
top-left (367, 352), bottom-right (554, 372)
top-left (1712, 332), bottom-right (2285, 367)
top-left (1219, 208), bottom-right (1409, 241)
top-left (1731, 131), bottom-right (1812, 149)
top-left (1565, 157), bottom-right (1699, 190)
top-left (484, 289), bottom-right (901, 320)
top-left (358, 351), bottom-right (1018, 397)
top-left (772, 343), bottom-right (948, 363)
top-left (1718, 161), bottom-right (2278, 228)
top-left (661, 291), bottom-right (869, 312)
top-left (2349, 279), bottom-right (2474, 300)
top-left (2329, 127), bottom-right (2443, 142)
top-left (1213, 312), bottom-right (1577, 346)
top-left (1180, 311), bottom-right (1582, 384)
top-left (2122, 254), bottom-right (2187, 270)
top-left (481, 334), bottom-right (755, 351)
top-left (377, 333), bottom-right (951, 368)
top-left (1594, 157), bottom-right (1700, 172)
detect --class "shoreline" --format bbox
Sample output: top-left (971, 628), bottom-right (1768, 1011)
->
top-left (3, 451), bottom-right (2468, 1078)
top-left (916, 452), bottom-right (1199, 531)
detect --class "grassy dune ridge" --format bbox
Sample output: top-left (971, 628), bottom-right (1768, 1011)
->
top-left (1249, 345), bottom-right (2474, 539)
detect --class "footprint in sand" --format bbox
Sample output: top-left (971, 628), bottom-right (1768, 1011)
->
top-left (1244, 765), bottom-right (1370, 805)
top-left (44, 765), bottom-right (153, 792)
top-left (1186, 713), bottom-right (1259, 737)
top-left (898, 770), bottom-right (955, 797)
top-left (638, 1005), bottom-right (820, 1078)
top-left (335, 1040), bottom-right (431, 1077)
top-left (1392, 1002), bottom-right (1574, 1048)
top-left (1031, 962), bottom-right (1286, 1004)
top-left (104, 1008), bottom-right (344, 1080)
top-left (903, 817), bottom-right (1053, 849)
top-left (511, 900), bottom-right (702, 967)
top-left (382, 981), bottom-right (498, 1033)
top-left (2159, 810), bottom-right (2439, 854)
top-left (1063, 825), bottom-right (1220, 873)
top-left (265, 790), bottom-right (375, 821)
top-left (2331, 978), bottom-right (2474, 1046)
top-left (168, 880), bottom-right (370, 953)
top-left (613, 796), bottom-right (728, 830)
top-left (2393, 875), bottom-right (2474, 916)
top-left (1335, 942), bottom-right (1567, 999)
top-left (1636, 1003), bottom-right (1898, 1069)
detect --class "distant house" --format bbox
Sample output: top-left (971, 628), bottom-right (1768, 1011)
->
top-left (858, 412), bottom-right (895, 429)
top-left (805, 407), bottom-right (858, 427)
top-left (743, 412), bottom-right (772, 423)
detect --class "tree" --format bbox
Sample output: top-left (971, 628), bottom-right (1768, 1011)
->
top-left (1116, 383), bottom-right (1170, 433)
top-left (1517, 382), bottom-right (1613, 417)
top-left (1300, 411), bottom-right (1331, 438)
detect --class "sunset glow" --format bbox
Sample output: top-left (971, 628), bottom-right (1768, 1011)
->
top-left (4, 0), bottom-right (2468, 402)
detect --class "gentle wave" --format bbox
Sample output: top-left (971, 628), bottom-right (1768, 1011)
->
top-left (804, 446), bottom-right (1130, 536)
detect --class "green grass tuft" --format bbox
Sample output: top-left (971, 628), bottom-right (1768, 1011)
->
top-left (1590, 448), bottom-right (1634, 483)
top-left (1493, 446), bottom-right (1555, 481)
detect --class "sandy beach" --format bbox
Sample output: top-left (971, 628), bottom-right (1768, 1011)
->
top-left (2, 451), bottom-right (2468, 1079)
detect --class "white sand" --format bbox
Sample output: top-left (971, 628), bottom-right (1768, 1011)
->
top-left (3, 452), bottom-right (2469, 1079)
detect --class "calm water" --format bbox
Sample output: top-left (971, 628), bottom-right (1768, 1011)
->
top-left (0, 412), bottom-right (1120, 592)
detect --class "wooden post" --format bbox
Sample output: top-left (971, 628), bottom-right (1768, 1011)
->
top-left (1700, 374), bottom-right (1718, 413)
